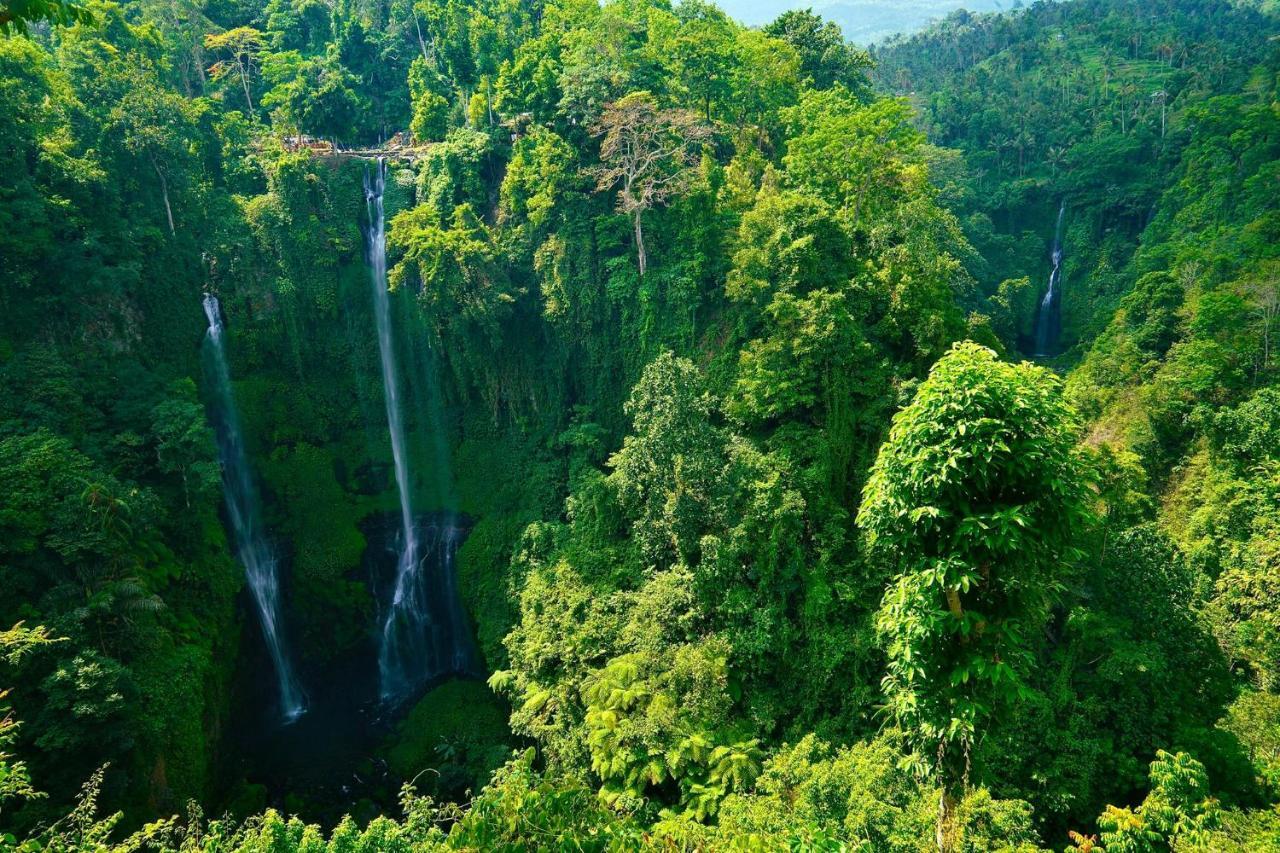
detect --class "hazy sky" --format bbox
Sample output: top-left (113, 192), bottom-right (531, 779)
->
top-left (711, 0), bottom-right (1006, 45)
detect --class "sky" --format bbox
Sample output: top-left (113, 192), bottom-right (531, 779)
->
top-left (712, 0), bottom-right (1007, 45)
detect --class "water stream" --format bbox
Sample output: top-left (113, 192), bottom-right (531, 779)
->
top-left (364, 159), bottom-right (476, 703)
top-left (202, 294), bottom-right (307, 723)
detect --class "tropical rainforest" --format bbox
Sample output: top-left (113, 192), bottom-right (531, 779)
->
top-left (1, 0), bottom-right (1279, 848)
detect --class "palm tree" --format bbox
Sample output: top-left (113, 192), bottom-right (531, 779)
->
top-left (989, 133), bottom-right (1011, 176)
top-left (1014, 129), bottom-right (1035, 176)
top-left (1046, 145), bottom-right (1068, 178)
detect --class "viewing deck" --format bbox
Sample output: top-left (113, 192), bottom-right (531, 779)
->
top-left (281, 133), bottom-right (433, 162)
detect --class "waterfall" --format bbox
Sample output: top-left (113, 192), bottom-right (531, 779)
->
top-left (1034, 201), bottom-right (1067, 357)
top-left (364, 157), bottom-right (420, 701)
top-left (202, 294), bottom-right (306, 724)
top-left (365, 159), bottom-right (475, 703)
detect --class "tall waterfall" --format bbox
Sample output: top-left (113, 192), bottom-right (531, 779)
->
top-left (365, 159), bottom-right (475, 703)
top-left (202, 294), bottom-right (306, 723)
top-left (1034, 201), bottom-right (1067, 357)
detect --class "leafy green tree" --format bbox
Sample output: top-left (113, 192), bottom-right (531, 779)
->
top-left (669, 0), bottom-right (734, 121)
top-left (859, 342), bottom-right (1093, 850)
top-left (762, 8), bottom-right (871, 92)
top-left (262, 0), bottom-right (332, 53)
top-left (0, 0), bottom-right (90, 34)
top-left (987, 277), bottom-right (1037, 352)
top-left (107, 68), bottom-right (198, 235)
top-left (1089, 751), bottom-right (1221, 852)
top-left (782, 90), bottom-right (926, 229)
top-left (149, 383), bottom-right (219, 509)
top-left (607, 351), bottom-right (722, 566)
top-left (410, 89), bottom-right (450, 142)
top-left (728, 28), bottom-right (800, 137)
top-left (0, 624), bottom-right (55, 810)
top-left (262, 50), bottom-right (363, 140)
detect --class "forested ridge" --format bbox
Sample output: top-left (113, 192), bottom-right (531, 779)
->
top-left (0, 0), bottom-right (1278, 849)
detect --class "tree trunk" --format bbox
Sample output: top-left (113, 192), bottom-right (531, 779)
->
top-left (634, 211), bottom-right (647, 278)
top-left (152, 157), bottom-right (175, 235)
top-left (937, 788), bottom-right (960, 853)
top-left (413, 12), bottom-right (430, 63)
top-left (239, 63), bottom-right (254, 114)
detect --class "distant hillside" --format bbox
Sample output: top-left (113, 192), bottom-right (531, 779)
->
top-left (870, 0), bottom-right (1275, 354)
top-left (715, 0), bottom-right (1007, 44)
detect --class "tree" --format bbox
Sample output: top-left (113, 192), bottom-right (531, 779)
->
top-left (608, 351), bottom-right (723, 566)
top-left (1045, 145), bottom-right (1067, 178)
top-left (781, 90), bottom-right (927, 230)
top-left (858, 342), bottom-right (1092, 851)
top-left (590, 91), bottom-right (711, 277)
top-left (670, 0), bottom-right (734, 121)
top-left (107, 69), bottom-right (196, 235)
top-left (205, 27), bottom-right (266, 115)
top-left (149, 382), bottom-right (219, 509)
top-left (762, 8), bottom-right (870, 93)
top-left (262, 52), bottom-right (364, 142)
top-left (987, 277), bottom-right (1039, 352)
top-left (729, 28), bottom-right (800, 135)
top-left (1243, 266), bottom-right (1279, 372)
top-left (0, 0), bottom-right (90, 34)
top-left (1089, 751), bottom-right (1220, 851)
top-left (0, 623), bottom-right (55, 809)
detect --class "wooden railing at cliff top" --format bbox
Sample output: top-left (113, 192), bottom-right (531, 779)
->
top-left (279, 132), bottom-right (434, 161)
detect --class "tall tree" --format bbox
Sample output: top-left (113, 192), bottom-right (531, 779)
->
top-left (107, 69), bottom-right (197, 235)
top-left (205, 27), bottom-right (266, 115)
top-left (590, 90), bottom-right (710, 277)
top-left (762, 8), bottom-right (870, 93)
top-left (858, 342), bottom-right (1092, 851)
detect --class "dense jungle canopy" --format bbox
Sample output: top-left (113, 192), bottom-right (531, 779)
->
top-left (2, 0), bottom-right (1280, 849)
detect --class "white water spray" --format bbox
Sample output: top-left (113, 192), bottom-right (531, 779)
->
top-left (202, 294), bottom-right (306, 723)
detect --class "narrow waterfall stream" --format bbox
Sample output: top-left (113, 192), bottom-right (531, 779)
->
top-left (202, 294), bottom-right (307, 723)
top-left (1034, 201), bottom-right (1067, 357)
top-left (364, 159), bottom-right (476, 704)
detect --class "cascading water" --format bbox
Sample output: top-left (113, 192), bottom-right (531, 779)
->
top-left (373, 517), bottom-right (477, 686)
top-left (365, 159), bottom-right (476, 703)
top-left (1034, 201), bottom-right (1067, 357)
top-left (202, 294), bottom-right (306, 723)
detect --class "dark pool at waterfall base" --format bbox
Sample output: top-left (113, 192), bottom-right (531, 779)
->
top-left (223, 511), bottom-right (491, 828)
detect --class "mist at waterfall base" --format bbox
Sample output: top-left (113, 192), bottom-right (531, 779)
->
top-left (1034, 202), bottom-right (1067, 357)
top-left (202, 295), bottom-right (307, 725)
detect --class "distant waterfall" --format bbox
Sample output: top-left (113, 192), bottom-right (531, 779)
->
top-left (364, 159), bottom-right (475, 702)
top-left (202, 294), bottom-right (306, 723)
top-left (1034, 201), bottom-right (1067, 357)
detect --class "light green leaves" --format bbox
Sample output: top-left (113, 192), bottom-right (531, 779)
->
top-left (860, 342), bottom-right (1094, 791)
